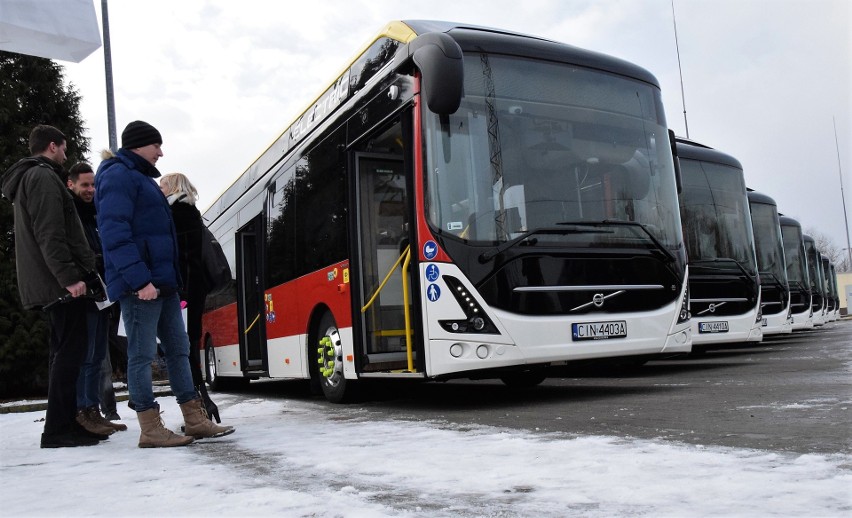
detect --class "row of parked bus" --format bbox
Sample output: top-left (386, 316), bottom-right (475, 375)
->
top-left (199, 21), bottom-right (843, 402)
top-left (675, 137), bottom-right (842, 352)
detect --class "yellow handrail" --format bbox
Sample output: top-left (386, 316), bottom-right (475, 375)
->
top-left (244, 313), bottom-right (261, 335)
top-left (401, 246), bottom-right (414, 372)
top-left (359, 245), bottom-right (416, 373)
top-left (361, 245), bottom-right (410, 313)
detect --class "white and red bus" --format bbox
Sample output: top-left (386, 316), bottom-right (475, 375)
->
top-left (201, 21), bottom-right (691, 402)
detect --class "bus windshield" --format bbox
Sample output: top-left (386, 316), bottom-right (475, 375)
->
top-left (679, 159), bottom-right (756, 274)
top-left (750, 202), bottom-right (787, 286)
top-left (423, 53), bottom-right (683, 252)
top-left (780, 224), bottom-right (807, 287)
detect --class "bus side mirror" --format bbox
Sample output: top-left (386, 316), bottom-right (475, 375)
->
top-left (394, 32), bottom-right (463, 115)
top-left (669, 129), bottom-right (683, 194)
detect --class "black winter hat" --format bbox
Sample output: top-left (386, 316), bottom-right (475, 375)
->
top-left (121, 120), bottom-right (162, 149)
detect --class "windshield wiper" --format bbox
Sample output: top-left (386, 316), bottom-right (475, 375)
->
top-left (599, 220), bottom-right (678, 264)
top-left (759, 271), bottom-right (788, 292)
top-left (691, 258), bottom-right (756, 282)
top-left (478, 226), bottom-right (606, 263)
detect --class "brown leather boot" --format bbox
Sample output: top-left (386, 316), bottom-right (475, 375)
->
top-left (180, 398), bottom-right (235, 439)
top-left (137, 407), bottom-right (194, 448)
top-left (76, 409), bottom-right (115, 436)
top-left (86, 406), bottom-right (127, 432)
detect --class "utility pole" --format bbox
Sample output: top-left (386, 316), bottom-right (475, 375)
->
top-left (101, 0), bottom-right (117, 152)
top-left (834, 116), bottom-right (852, 269)
top-left (671, 0), bottom-right (689, 138)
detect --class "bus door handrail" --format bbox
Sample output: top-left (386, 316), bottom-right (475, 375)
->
top-left (360, 245), bottom-right (416, 372)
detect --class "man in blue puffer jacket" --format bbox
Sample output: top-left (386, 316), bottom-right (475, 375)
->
top-left (95, 121), bottom-right (233, 448)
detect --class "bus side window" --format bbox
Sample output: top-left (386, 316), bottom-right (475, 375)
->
top-left (267, 162), bottom-right (298, 287)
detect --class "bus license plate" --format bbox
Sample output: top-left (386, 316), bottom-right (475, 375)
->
top-left (572, 321), bottom-right (627, 341)
top-left (698, 321), bottom-right (729, 333)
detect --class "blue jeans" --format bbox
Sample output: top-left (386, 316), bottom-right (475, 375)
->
top-left (120, 292), bottom-right (197, 412)
top-left (76, 302), bottom-right (109, 409)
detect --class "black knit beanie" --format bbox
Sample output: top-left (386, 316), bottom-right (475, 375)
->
top-left (121, 120), bottom-right (162, 149)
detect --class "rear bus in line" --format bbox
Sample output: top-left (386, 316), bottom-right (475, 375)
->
top-left (778, 215), bottom-right (813, 330)
top-left (829, 263), bottom-right (840, 320)
top-left (675, 137), bottom-right (762, 348)
top-left (747, 190), bottom-right (791, 335)
top-left (821, 256), bottom-right (837, 322)
top-left (200, 20), bottom-right (691, 402)
top-left (803, 234), bottom-right (826, 326)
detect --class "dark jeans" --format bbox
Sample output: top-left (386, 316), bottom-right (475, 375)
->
top-left (76, 303), bottom-right (109, 409)
top-left (120, 292), bottom-right (196, 413)
top-left (44, 299), bottom-right (89, 436)
top-left (99, 348), bottom-right (117, 415)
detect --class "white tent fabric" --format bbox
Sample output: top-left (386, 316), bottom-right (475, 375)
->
top-left (0, 0), bottom-right (101, 63)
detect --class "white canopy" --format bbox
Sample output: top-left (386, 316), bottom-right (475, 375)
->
top-left (0, 0), bottom-right (101, 63)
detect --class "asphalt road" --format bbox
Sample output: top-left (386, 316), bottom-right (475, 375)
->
top-left (242, 318), bottom-right (851, 456)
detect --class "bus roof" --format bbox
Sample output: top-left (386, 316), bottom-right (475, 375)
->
top-left (675, 137), bottom-right (743, 170)
top-left (747, 190), bottom-right (777, 207)
top-left (203, 20), bottom-right (663, 223)
top-left (778, 215), bottom-right (803, 228)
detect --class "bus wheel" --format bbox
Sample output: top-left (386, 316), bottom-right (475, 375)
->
top-left (500, 368), bottom-right (547, 388)
top-left (314, 312), bottom-right (357, 403)
top-left (205, 342), bottom-right (223, 391)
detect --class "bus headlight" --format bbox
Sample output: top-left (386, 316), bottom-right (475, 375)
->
top-left (676, 285), bottom-right (690, 324)
top-left (439, 276), bottom-right (500, 334)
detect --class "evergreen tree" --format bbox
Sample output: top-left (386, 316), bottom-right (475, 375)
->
top-left (0, 51), bottom-right (90, 397)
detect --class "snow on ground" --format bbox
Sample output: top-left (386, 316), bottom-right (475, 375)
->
top-left (1, 395), bottom-right (850, 517)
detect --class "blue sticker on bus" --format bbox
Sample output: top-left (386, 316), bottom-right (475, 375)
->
top-left (426, 284), bottom-right (441, 302)
top-left (425, 264), bottom-right (440, 282)
top-left (423, 241), bottom-right (438, 260)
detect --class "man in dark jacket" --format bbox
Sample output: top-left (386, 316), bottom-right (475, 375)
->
top-left (67, 162), bottom-right (125, 434)
top-left (95, 120), bottom-right (233, 448)
top-left (0, 125), bottom-right (103, 448)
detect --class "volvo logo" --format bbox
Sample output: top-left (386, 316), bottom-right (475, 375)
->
top-left (570, 290), bottom-right (627, 312)
top-left (697, 301), bottom-right (727, 316)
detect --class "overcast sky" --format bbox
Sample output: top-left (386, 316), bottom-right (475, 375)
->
top-left (60, 0), bottom-right (851, 251)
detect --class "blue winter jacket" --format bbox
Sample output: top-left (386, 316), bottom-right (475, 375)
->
top-left (95, 149), bottom-right (181, 301)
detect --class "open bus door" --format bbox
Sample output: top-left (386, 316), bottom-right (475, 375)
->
top-left (354, 151), bottom-right (419, 374)
top-left (236, 214), bottom-right (267, 373)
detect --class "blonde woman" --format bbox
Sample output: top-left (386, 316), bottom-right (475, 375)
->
top-left (159, 172), bottom-right (222, 423)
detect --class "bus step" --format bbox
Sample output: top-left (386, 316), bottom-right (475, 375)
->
top-left (358, 371), bottom-right (426, 379)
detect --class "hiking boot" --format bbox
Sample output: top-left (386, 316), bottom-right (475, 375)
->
top-left (137, 407), bottom-right (194, 448)
top-left (85, 406), bottom-right (127, 432)
top-left (76, 409), bottom-right (115, 436)
top-left (179, 398), bottom-right (235, 439)
top-left (74, 421), bottom-right (110, 441)
top-left (104, 411), bottom-right (121, 421)
top-left (40, 430), bottom-right (100, 448)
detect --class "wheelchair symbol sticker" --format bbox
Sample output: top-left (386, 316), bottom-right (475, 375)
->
top-left (427, 284), bottom-right (441, 302)
top-left (425, 264), bottom-right (440, 282)
top-left (423, 240), bottom-right (438, 260)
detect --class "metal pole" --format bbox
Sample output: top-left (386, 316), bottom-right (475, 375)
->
top-left (101, 0), bottom-right (117, 152)
top-left (671, 0), bottom-right (689, 138)
top-left (834, 116), bottom-right (852, 269)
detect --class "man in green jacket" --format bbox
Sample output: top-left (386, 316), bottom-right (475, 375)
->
top-left (1, 125), bottom-right (103, 448)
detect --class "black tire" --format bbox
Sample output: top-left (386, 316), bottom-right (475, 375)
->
top-left (205, 342), bottom-right (224, 391)
top-left (500, 368), bottom-right (547, 388)
top-left (312, 311), bottom-right (358, 403)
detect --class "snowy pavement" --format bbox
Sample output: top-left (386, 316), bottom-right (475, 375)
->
top-left (1, 394), bottom-right (850, 517)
